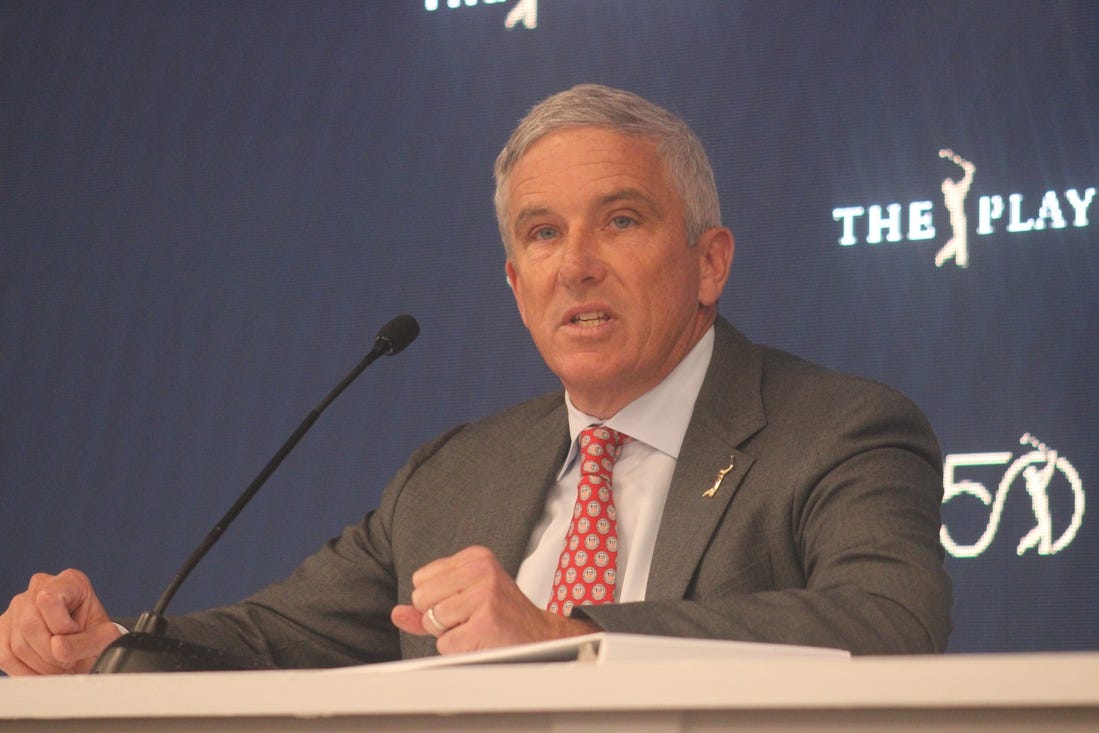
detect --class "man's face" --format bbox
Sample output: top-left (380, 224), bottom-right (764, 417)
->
top-left (503, 126), bottom-right (731, 418)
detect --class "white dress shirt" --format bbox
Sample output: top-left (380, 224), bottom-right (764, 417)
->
top-left (515, 326), bottom-right (715, 607)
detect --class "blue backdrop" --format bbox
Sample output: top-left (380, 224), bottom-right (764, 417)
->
top-left (2, 0), bottom-right (1096, 654)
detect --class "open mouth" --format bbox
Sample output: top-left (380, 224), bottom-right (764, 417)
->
top-left (570, 311), bottom-right (611, 327)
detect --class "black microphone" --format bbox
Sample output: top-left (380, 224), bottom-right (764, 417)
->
top-left (90, 315), bottom-right (420, 673)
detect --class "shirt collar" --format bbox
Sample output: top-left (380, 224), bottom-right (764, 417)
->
top-left (558, 325), bottom-right (715, 478)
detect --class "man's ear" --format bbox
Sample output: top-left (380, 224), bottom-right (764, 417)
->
top-left (505, 260), bottom-right (517, 291)
top-left (505, 260), bottom-right (529, 327)
top-left (696, 226), bottom-right (734, 307)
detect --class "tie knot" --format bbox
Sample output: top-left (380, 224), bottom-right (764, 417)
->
top-left (578, 425), bottom-right (625, 478)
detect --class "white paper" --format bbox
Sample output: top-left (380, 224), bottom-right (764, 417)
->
top-left (319, 633), bottom-right (848, 674)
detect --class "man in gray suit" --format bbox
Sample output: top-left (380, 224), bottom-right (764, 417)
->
top-left (0, 84), bottom-right (951, 675)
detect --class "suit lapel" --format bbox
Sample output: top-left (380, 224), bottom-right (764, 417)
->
top-left (453, 400), bottom-right (571, 578)
top-left (645, 318), bottom-right (767, 600)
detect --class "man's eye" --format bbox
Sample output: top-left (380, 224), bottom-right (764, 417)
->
top-left (532, 226), bottom-right (558, 241)
top-left (610, 215), bottom-right (636, 229)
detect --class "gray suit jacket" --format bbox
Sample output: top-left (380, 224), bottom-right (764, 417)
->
top-left (162, 317), bottom-right (952, 666)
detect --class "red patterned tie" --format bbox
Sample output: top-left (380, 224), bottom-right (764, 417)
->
top-left (548, 425), bottom-right (626, 616)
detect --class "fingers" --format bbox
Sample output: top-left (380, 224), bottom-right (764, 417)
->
top-left (430, 592), bottom-right (585, 656)
top-left (405, 546), bottom-right (505, 641)
top-left (408, 545), bottom-right (498, 614)
top-left (395, 545), bottom-right (595, 655)
top-left (0, 608), bottom-right (41, 676)
top-left (2, 579), bottom-right (75, 675)
top-left (420, 605), bottom-right (445, 634)
top-left (0, 570), bottom-right (114, 676)
top-left (390, 547), bottom-right (505, 643)
top-left (35, 573), bottom-right (89, 636)
top-left (51, 622), bottom-right (122, 672)
top-left (405, 545), bottom-right (605, 655)
top-left (390, 604), bottom-right (427, 636)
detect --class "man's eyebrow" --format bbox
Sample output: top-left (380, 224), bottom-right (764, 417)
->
top-left (595, 188), bottom-right (661, 215)
top-left (512, 206), bottom-right (553, 234)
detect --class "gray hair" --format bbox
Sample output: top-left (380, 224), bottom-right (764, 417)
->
top-left (493, 84), bottom-right (722, 257)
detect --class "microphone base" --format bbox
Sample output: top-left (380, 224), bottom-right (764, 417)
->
top-left (90, 632), bottom-right (262, 673)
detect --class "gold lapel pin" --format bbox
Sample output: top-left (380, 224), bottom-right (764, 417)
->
top-left (703, 458), bottom-right (735, 498)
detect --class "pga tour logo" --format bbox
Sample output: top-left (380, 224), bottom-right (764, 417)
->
top-left (940, 434), bottom-right (1084, 559)
top-left (832, 150), bottom-right (1096, 268)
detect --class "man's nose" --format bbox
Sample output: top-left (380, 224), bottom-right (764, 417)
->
top-left (557, 230), bottom-right (607, 286)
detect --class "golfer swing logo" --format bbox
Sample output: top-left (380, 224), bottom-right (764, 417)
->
top-left (940, 434), bottom-right (1085, 559)
top-left (934, 149), bottom-right (976, 269)
top-left (423, 0), bottom-right (538, 29)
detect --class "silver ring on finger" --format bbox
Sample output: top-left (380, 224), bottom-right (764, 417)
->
top-left (425, 605), bottom-right (449, 634)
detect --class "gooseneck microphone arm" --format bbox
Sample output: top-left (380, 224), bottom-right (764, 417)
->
top-left (138, 314), bottom-right (419, 629)
top-left (92, 314), bottom-right (419, 672)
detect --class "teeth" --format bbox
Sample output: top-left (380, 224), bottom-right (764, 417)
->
top-left (572, 312), bottom-right (608, 327)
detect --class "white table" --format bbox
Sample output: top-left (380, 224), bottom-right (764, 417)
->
top-left (2, 651), bottom-right (1098, 731)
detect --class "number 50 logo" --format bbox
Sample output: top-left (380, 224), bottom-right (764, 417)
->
top-left (940, 434), bottom-right (1085, 558)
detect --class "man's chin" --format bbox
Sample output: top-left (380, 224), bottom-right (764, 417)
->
top-left (556, 366), bottom-right (633, 414)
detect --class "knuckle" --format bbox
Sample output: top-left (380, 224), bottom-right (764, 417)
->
top-left (465, 547), bottom-right (500, 574)
top-left (28, 572), bottom-right (54, 588)
top-left (465, 545), bottom-right (492, 562)
top-left (9, 631), bottom-right (32, 659)
top-left (58, 568), bottom-right (89, 584)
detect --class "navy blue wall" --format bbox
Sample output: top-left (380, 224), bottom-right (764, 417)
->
top-left (3, 0), bottom-right (1096, 653)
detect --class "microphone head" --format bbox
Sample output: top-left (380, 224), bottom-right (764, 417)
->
top-left (374, 314), bottom-right (420, 355)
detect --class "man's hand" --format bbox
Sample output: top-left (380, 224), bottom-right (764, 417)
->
top-left (390, 546), bottom-right (599, 655)
top-left (0, 569), bottom-right (121, 675)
